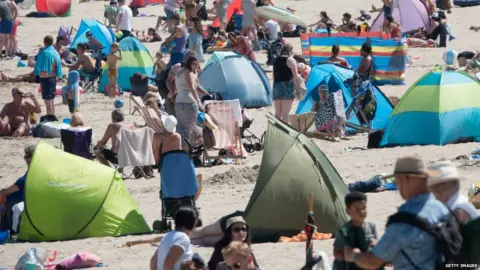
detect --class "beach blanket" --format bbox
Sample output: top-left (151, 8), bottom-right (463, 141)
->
top-left (34, 45), bottom-right (62, 78)
top-left (160, 151), bottom-right (198, 198)
top-left (62, 71), bottom-right (81, 112)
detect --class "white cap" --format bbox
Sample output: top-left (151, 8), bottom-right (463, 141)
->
top-left (427, 160), bottom-right (466, 187)
top-left (162, 115), bottom-right (177, 133)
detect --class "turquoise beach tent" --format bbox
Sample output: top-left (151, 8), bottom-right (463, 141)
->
top-left (296, 63), bottom-right (393, 131)
top-left (380, 71), bottom-right (480, 146)
top-left (205, 51), bottom-right (237, 68)
top-left (199, 55), bottom-right (272, 108)
top-left (99, 37), bottom-right (154, 92)
top-left (71, 19), bottom-right (116, 55)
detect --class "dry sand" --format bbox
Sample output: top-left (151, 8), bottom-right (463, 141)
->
top-left (1, 0), bottom-right (480, 268)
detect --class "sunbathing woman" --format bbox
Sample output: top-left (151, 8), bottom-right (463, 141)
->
top-left (312, 85), bottom-right (346, 141)
top-left (326, 45), bottom-right (350, 68)
top-left (133, 28), bottom-right (162, 42)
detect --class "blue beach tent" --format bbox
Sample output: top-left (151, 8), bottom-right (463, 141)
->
top-left (199, 55), bottom-right (272, 108)
top-left (296, 63), bottom-right (393, 131)
top-left (71, 19), bottom-right (116, 55)
top-left (380, 71), bottom-right (480, 146)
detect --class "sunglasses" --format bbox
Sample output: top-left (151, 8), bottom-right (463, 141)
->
top-left (232, 226), bottom-right (247, 233)
top-left (226, 262), bottom-right (241, 270)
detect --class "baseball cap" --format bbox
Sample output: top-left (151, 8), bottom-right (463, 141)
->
top-left (161, 115), bottom-right (177, 133)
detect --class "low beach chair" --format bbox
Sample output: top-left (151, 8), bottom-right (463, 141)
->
top-left (104, 5), bottom-right (119, 27)
top-left (116, 127), bottom-right (156, 179)
top-left (202, 100), bottom-right (246, 166)
top-left (130, 95), bottom-right (145, 115)
top-left (60, 128), bottom-right (94, 160)
top-left (139, 107), bottom-right (168, 134)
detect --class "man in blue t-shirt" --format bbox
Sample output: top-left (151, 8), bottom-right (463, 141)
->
top-left (0, 144), bottom-right (36, 232)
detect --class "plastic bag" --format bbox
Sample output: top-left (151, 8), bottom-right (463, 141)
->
top-left (15, 248), bottom-right (44, 270)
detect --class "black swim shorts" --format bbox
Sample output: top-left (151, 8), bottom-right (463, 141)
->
top-left (219, 210), bottom-right (245, 233)
top-left (39, 77), bottom-right (56, 100)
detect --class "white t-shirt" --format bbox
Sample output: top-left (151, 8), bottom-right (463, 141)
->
top-left (447, 192), bottom-right (479, 221)
top-left (265, 20), bottom-right (280, 41)
top-left (157, 230), bottom-right (193, 270)
top-left (117, 5), bottom-right (133, 31)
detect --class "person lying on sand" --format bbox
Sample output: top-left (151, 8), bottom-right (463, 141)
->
top-left (132, 28), bottom-right (162, 43)
top-left (94, 109), bottom-right (136, 167)
top-left (62, 43), bottom-right (96, 74)
top-left (0, 88), bottom-right (41, 137)
top-left (308, 11), bottom-right (337, 32)
top-left (0, 71), bottom-right (36, 83)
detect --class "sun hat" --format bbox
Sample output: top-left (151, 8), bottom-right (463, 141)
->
top-left (226, 216), bottom-right (247, 229)
top-left (161, 115), bottom-right (177, 133)
top-left (383, 155), bottom-right (429, 179)
top-left (427, 160), bottom-right (466, 187)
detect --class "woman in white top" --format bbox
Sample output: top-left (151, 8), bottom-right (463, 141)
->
top-left (174, 56), bottom-right (209, 142)
top-left (150, 207), bottom-right (197, 270)
top-left (427, 160), bottom-right (479, 224)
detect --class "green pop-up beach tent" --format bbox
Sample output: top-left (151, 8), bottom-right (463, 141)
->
top-left (18, 141), bottom-right (151, 242)
top-left (244, 114), bottom-right (348, 243)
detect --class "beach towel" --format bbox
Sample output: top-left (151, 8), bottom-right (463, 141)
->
top-left (116, 127), bottom-right (155, 168)
top-left (46, 252), bottom-right (102, 270)
top-left (160, 151), bottom-right (198, 198)
top-left (62, 71), bottom-right (81, 112)
top-left (34, 45), bottom-right (62, 78)
top-left (315, 91), bottom-right (346, 132)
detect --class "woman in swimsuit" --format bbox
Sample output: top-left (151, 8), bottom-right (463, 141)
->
top-left (384, 15), bottom-right (402, 39)
top-left (326, 45), bottom-right (350, 68)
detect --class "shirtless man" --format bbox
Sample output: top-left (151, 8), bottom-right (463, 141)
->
top-left (0, 88), bottom-right (41, 137)
top-left (94, 109), bottom-right (136, 166)
top-left (357, 43), bottom-right (373, 78)
top-left (63, 43), bottom-right (96, 74)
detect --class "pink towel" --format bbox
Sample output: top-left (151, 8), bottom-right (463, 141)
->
top-left (46, 252), bottom-right (101, 270)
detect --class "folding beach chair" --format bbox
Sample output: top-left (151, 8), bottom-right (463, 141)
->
top-left (60, 128), bottom-right (94, 159)
top-left (139, 107), bottom-right (168, 134)
top-left (130, 95), bottom-right (145, 115)
top-left (116, 127), bottom-right (156, 179)
top-left (104, 5), bottom-right (119, 28)
top-left (202, 100), bottom-right (247, 166)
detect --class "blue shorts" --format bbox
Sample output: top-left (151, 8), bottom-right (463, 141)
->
top-left (39, 77), bottom-right (57, 100)
top-left (168, 51), bottom-right (185, 67)
top-left (0, 20), bottom-right (14, 34)
top-left (165, 8), bottom-right (175, 20)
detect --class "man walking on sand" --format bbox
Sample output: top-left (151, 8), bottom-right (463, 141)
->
top-left (116, 0), bottom-right (133, 40)
top-left (6, 0), bottom-right (17, 57)
top-left (34, 35), bottom-right (62, 116)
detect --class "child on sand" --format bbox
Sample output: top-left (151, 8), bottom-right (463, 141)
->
top-left (106, 43), bottom-right (122, 98)
top-left (333, 192), bottom-right (382, 270)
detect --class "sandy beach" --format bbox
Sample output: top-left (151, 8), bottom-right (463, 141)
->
top-left (1, 0), bottom-right (480, 268)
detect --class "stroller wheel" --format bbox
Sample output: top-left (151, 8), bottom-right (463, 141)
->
top-left (152, 220), bottom-right (163, 232)
top-left (254, 143), bottom-right (264, 151)
top-left (244, 143), bottom-right (255, 153)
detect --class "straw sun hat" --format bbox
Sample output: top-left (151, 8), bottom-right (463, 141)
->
top-left (426, 160), bottom-right (467, 187)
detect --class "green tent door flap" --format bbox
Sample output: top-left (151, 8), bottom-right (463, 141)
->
top-left (18, 141), bottom-right (151, 242)
top-left (244, 114), bottom-right (348, 243)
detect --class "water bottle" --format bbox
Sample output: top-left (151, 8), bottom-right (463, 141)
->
top-left (179, 8), bottom-right (186, 24)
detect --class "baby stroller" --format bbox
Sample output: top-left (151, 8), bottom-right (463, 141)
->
top-left (240, 108), bottom-right (265, 153)
top-left (153, 139), bottom-right (202, 232)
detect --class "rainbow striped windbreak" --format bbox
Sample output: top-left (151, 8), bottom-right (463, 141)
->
top-left (300, 32), bottom-right (408, 85)
top-left (380, 71), bottom-right (480, 146)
